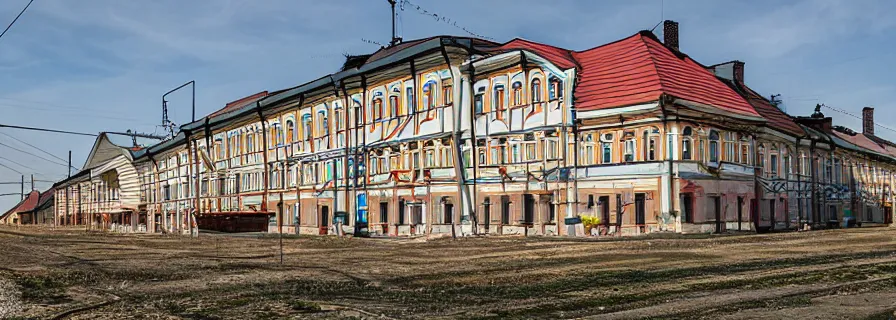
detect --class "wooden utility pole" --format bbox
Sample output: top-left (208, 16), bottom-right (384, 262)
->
top-left (68, 150), bottom-right (72, 178)
top-left (20, 175), bottom-right (24, 200)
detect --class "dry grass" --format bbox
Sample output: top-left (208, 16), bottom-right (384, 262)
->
top-left (1, 225), bottom-right (896, 319)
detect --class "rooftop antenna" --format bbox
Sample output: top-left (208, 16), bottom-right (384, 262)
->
top-left (388, 0), bottom-right (402, 46)
top-left (161, 80), bottom-right (196, 138)
top-left (770, 94), bottom-right (783, 111)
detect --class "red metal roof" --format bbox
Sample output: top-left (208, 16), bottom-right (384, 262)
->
top-left (208, 91), bottom-right (269, 118)
top-left (730, 81), bottom-right (805, 137)
top-left (1, 190), bottom-right (40, 219)
top-left (488, 38), bottom-right (578, 70)
top-left (571, 32), bottom-right (758, 116)
top-left (832, 130), bottom-right (891, 155)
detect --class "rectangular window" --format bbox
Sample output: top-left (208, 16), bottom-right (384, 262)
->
top-left (546, 140), bottom-right (558, 159)
top-left (602, 142), bottom-right (612, 163)
top-left (648, 138), bottom-right (657, 161)
top-left (474, 93), bottom-right (484, 114)
top-left (770, 154), bottom-right (778, 176)
top-left (584, 145), bottom-right (595, 165)
top-left (412, 151), bottom-right (420, 170)
top-left (525, 143), bottom-right (536, 161)
top-left (624, 140), bottom-right (635, 162)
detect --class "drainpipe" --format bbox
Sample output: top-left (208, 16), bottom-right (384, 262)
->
top-left (441, 43), bottom-right (472, 234)
top-left (810, 139), bottom-right (818, 227)
top-left (660, 95), bottom-right (675, 231)
top-left (257, 102), bottom-right (269, 215)
top-left (751, 134), bottom-right (760, 232)
top-left (795, 137), bottom-right (802, 230)
top-left (467, 58), bottom-right (480, 233)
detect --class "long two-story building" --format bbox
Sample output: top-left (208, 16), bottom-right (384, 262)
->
top-left (53, 21), bottom-right (896, 236)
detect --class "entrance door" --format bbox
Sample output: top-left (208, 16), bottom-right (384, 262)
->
top-left (770, 199), bottom-right (777, 229)
top-left (444, 202), bottom-right (454, 224)
top-left (634, 193), bottom-right (646, 225)
top-left (681, 194), bottom-right (693, 223)
top-left (599, 196), bottom-right (610, 227)
top-left (483, 198), bottom-right (491, 230)
top-left (320, 205), bottom-right (329, 235)
top-left (713, 196), bottom-right (722, 233)
top-left (501, 195), bottom-right (511, 225)
top-left (737, 196), bottom-right (744, 230)
top-left (379, 202), bottom-right (389, 225)
top-left (398, 199), bottom-right (406, 225)
top-left (523, 194), bottom-right (535, 224)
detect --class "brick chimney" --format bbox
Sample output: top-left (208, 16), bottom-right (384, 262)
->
top-left (863, 107), bottom-right (875, 136)
top-left (663, 20), bottom-right (679, 51)
top-left (733, 61), bottom-right (745, 83)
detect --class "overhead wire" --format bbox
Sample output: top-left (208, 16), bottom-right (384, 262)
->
top-left (0, 140), bottom-right (74, 169)
top-left (0, 0), bottom-right (34, 42)
top-left (0, 131), bottom-right (67, 162)
top-left (399, 0), bottom-right (495, 41)
top-left (821, 104), bottom-right (896, 135)
top-left (0, 161), bottom-right (23, 174)
top-left (0, 156), bottom-right (36, 171)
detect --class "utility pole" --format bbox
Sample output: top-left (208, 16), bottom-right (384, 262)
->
top-left (387, 0), bottom-right (401, 46)
top-left (68, 150), bottom-right (72, 178)
top-left (20, 175), bottom-right (24, 200)
top-left (30, 174), bottom-right (34, 191)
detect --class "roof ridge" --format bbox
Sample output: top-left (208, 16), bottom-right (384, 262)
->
top-left (635, 34), bottom-right (669, 99)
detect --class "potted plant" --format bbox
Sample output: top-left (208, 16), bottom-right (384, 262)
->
top-left (582, 215), bottom-right (601, 236)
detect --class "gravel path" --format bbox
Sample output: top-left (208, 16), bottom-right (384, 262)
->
top-left (0, 276), bottom-right (23, 319)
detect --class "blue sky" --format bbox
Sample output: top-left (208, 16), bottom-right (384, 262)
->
top-left (0, 0), bottom-right (894, 209)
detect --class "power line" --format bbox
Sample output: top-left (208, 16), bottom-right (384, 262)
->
top-left (0, 180), bottom-right (54, 185)
top-left (0, 193), bottom-right (24, 197)
top-left (0, 140), bottom-right (74, 169)
top-left (0, 0), bottom-right (33, 42)
top-left (0, 124), bottom-right (97, 137)
top-left (0, 161), bottom-right (22, 174)
top-left (399, 0), bottom-right (495, 41)
top-left (820, 104), bottom-right (896, 135)
top-left (0, 156), bottom-right (36, 171)
top-left (0, 131), bottom-right (67, 162)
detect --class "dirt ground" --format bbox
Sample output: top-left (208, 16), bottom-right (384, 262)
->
top-left (1, 226), bottom-right (896, 320)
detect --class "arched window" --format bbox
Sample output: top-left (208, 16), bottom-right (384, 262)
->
top-left (474, 87), bottom-right (485, 114)
top-left (246, 131), bottom-right (254, 152)
top-left (389, 87), bottom-right (400, 117)
top-left (623, 131), bottom-right (636, 162)
top-left (269, 124), bottom-right (281, 147)
top-left (494, 84), bottom-right (506, 119)
top-left (302, 114), bottom-right (312, 141)
top-left (512, 81), bottom-right (523, 106)
top-left (709, 130), bottom-right (720, 163)
top-left (682, 126), bottom-right (693, 160)
top-left (549, 76), bottom-right (563, 100)
top-left (214, 137), bottom-right (224, 160)
top-left (286, 120), bottom-right (296, 144)
top-left (758, 144), bottom-right (766, 168)
top-left (601, 133), bottom-right (613, 164)
top-left (276, 124), bottom-right (283, 146)
top-left (422, 80), bottom-right (438, 110)
top-left (318, 111), bottom-right (328, 136)
top-left (531, 78), bottom-right (542, 103)
top-left (372, 92), bottom-right (383, 121)
top-left (405, 87), bottom-right (415, 114)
